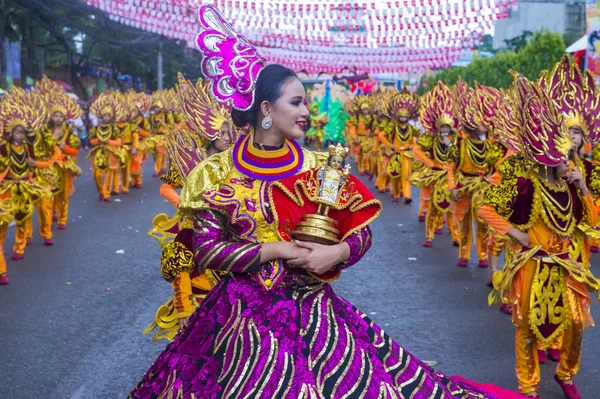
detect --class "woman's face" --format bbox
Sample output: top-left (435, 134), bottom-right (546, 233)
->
top-left (398, 116), bottom-right (408, 124)
top-left (440, 125), bottom-right (451, 135)
top-left (52, 111), bottom-right (65, 126)
top-left (267, 77), bottom-right (308, 140)
top-left (329, 155), bottom-right (344, 169)
top-left (101, 114), bottom-right (112, 124)
top-left (214, 124), bottom-right (232, 152)
top-left (568, 127), bottom-right (583, 150)
top-left (11, 125), bottom-right (26, 144)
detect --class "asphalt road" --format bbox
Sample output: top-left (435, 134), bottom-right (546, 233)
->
top-left (1, 152), bottom-right (598, 399)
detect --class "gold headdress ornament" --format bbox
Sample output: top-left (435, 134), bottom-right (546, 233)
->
top-left (541, 54), bottom-right (600, 142)
top-left (503, 71), bottom-right (572, 167)
top-left (390, 87), bottom-right (420, 120)
top-left (151, 90), bottom-right (166, 110)
top-left (176, 72), bottom-right (233, 142)
top-left (33, 75), bottom-right (80, 120)
top-left (349, 95), bottom-right (371, 113)
top-left (328, 143), bottom-right (350, 158)
top-left (162, 73), bottom-right (235, 180)
top-left (128, 90), bottom-right (151, 116)
top-left (90, 92), bottom-right (119, 121)
top-left (0, 87), bottom-right (47, 137)
top-left (419, 81), bottom-right (458, 133)
top-left (34, 75), bottom-right (64, 97)
top-left (371, 88), bottom-right (396, 117)
top-left (46, 92), bottom-right (81, 120)
top-left (112, 91), bottom-right (132, 122)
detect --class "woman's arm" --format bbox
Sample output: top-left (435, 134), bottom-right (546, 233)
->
top-left (193, 210), bottom-right (263, 274)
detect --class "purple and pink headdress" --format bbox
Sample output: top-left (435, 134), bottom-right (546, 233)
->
top-left (196, 5), bottom-right (267, 112)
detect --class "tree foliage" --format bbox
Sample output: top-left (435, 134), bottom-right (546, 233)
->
top-left (1, 0), bottom-right (204, 96)
top-left (418, 30), bottom-right (566, 95)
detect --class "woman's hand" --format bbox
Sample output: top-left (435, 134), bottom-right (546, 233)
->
top-left (287, 241), bottom-right (350, 275)
top-left (566, 168), bottom-right (589, 196)
top-left (508, 228), bottom-right (530, 247)
top-left (260, 242), bottom-right (310, 263)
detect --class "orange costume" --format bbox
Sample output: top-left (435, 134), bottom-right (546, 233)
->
top-left (88, 92), bottom-right (123, 203)
top-left (481, 72), bottom-right (600, 397)
top-left (448, 82), bottom-right (492, 267)
top-left (412, 82), bottom-right (459, 246)
top-left (380, 88), bottom-right (420, 203)
top-left (148, 91), bottom-right (177, 177)
top-left (0, 87), bottom-right (52, 281)
top-left (41, 90), bottom-right (82, 229)
top-left (347, 96), bottom-right (374, 176)
top-left (129, 96), bottom-right (152, 189)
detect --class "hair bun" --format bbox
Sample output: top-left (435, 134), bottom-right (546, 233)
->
top-left (231, 109), bottom-right (250, 128)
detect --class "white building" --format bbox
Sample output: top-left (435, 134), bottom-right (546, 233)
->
top-left (493, 0), bottom-right (585, 50)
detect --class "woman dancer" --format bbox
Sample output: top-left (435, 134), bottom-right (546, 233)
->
top-left (129, 6), bottom-right (523, 399)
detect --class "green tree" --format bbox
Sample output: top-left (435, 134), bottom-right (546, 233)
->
top-left (420, 29), bottom-right (566, 94)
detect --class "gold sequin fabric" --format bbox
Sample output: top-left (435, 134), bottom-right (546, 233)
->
top-left (160, 240), bottom-right (195, 283)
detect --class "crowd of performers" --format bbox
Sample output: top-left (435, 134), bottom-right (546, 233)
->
top-left (0, 77), bottom-right (191, 285)
top-left (2, 32), bottom-right (600, 396)
top-left (337, 55), bottom-right (600, 398)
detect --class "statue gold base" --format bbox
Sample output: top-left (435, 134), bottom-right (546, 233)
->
top-left (292, 214), bottom-right (340, 245)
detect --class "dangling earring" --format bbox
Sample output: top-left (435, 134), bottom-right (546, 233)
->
top-left (261, 116), bottom-right (273, 130)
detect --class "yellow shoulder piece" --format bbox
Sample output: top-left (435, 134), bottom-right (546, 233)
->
top-left (178, 148), bottom-right (233, 215)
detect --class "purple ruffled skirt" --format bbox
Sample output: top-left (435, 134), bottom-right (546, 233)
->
top-left (129, 273), bottom-right (519, 399)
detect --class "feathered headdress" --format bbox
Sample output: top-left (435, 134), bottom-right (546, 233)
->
top-left (419, 81), bottom-right (458, 134)
top-left (475, 83), bottom-right (505, 139)
top-left (163, 73), bottom-right (235, 180)
top-left (541, 55), bottom-right (600, 142)
top-left (505, 72), bottom-right (572, 167)
top-left (196, 5), bottom-right (267, 111)
top-left (90, 92), bottom-right (119, 121)
top-left (176, 72), bottom-right (233, 142)
top-left (33, 75), bottom-right (80, 120)
top-left (34, 76), bottom-right (63, 97)
top-left (390, 87), bottom-right (419, 120)
top-left (454, 82), bottom-right (482, 132)
top-left (128, 90), bottom-right (151, 117)
top-left (0, 87), bottom-right (47, 137)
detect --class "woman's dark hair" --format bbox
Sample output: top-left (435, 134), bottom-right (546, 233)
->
top-left (231, 64), bottom-right (298, 128)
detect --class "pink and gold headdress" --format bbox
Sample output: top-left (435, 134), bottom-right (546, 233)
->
top-left (176, 72), bottom-right (233, 142)
top-left (196, 5), bottom-right (267, 111)
top-left (505, 72), bottom-right (571, 167)
top-left (542, 55), bottom-right (600, 143)
top-left (390, 87), bottom-right (419, 120)
top-left (419, 81), bottom-right (458, 134)
top-left (453, 79), bottom-right (481, 132)
top-left (475, 83), bottom-right (505, 139)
